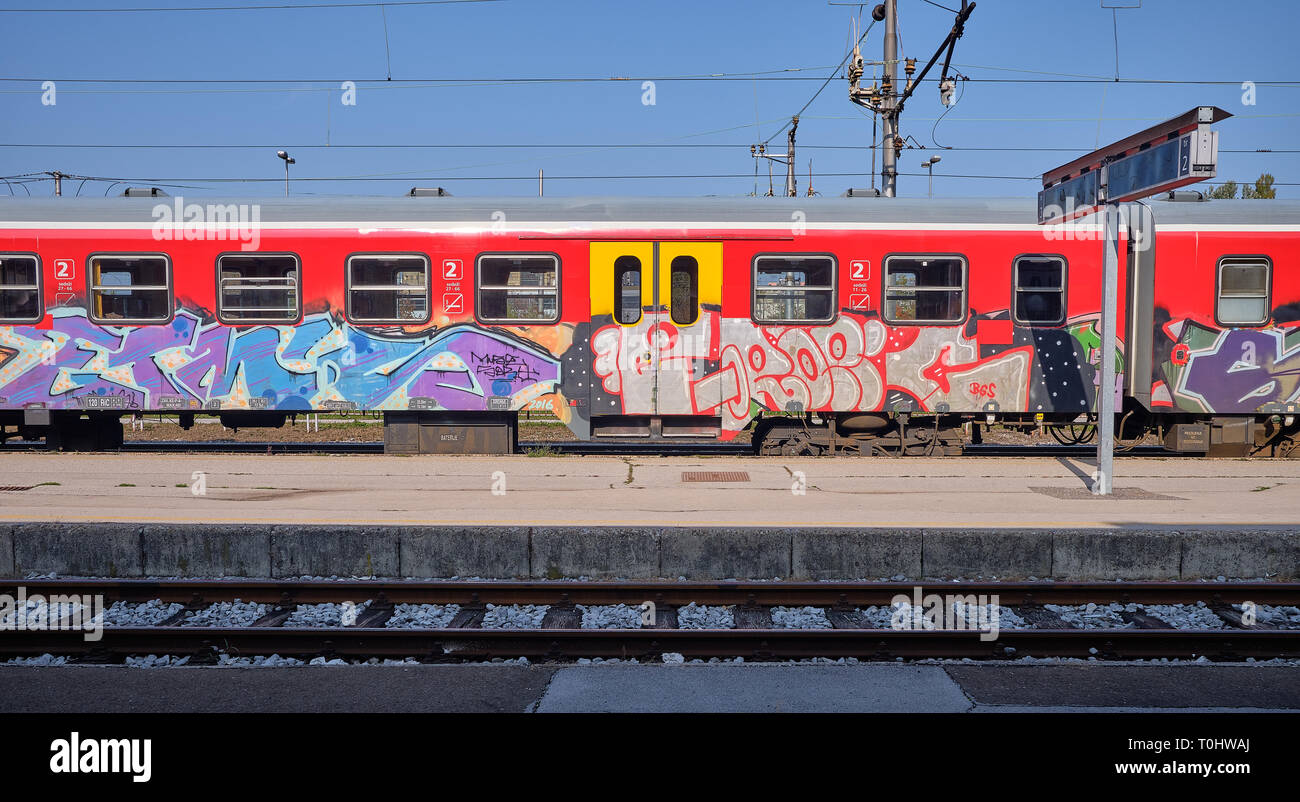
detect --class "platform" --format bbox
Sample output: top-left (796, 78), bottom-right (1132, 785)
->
top-left (0, 454), bottom-right (1296, 580)
top-left (0, 663), bottom-right (1296, 713)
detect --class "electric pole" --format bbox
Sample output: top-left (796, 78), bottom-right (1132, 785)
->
top-left (751, 115), bottom-right (800, 198)
top-left (848, 1), bottom-right (975, 198)
top-left (880, 0), bottom-right (898, 197)
top-left (785, 115), bottom-right (798, 197)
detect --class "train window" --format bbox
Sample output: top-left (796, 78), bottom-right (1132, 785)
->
top-left (752, 255), bottom-right (836, 324)
top-left (614, 255), bottom-right (642, 325)
top-left (88, 255), bottom-right (172, 323)
top-left (1012, 256), bottom-right (1067, 326)
top-left (1216, 257), bottom-right (1271, 326)
top-left (882, 255), bottom-right (967, 324)
top-left (346, 255), bottom-right (430, 324)
top-left (670, 255), bottom-right (698, 325)
top-left (217, 254), bottom-right (301, 324)
top-left (0, 255), bottom-right (41, 323)
top-left (476, 254), bottom-right (559, 324)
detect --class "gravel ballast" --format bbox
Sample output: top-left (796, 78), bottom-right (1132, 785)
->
top-left (180, 600), bottom-right (270, 627)
top-left (578, 604), bottom-right (642, 629)
top-left (385, 603), bottom-right (460, 629)
top-left (481, 604), bottom-right (548, 629)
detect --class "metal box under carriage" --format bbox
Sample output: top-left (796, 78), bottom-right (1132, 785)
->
top-left (382, 412), bottom-right (515, 455)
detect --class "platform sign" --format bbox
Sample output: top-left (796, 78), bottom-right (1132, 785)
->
top-left (1038, 106), bottom-right (1231, 224)
top-left (1037, 106), bottom-right (1230, 496)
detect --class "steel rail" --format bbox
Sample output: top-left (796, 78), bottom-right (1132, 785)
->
top-left (3, 627), bottom-right (1296, 662)
top-left (0, 439), bottom-right (1179, 457)
top-left (6, 578), bottom-right (1297, 607)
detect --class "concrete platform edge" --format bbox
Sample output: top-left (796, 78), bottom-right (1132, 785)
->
top-left (4, 523), bottom-right (1297, 580)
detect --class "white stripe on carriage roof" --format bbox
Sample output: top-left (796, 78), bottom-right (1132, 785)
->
top-left (0, 219), bottom-right (1067, 231)
top-left (1, 220), bottom-right (1297, 234)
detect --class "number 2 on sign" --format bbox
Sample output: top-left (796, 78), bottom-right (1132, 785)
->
top-left (969, 382), bottom-right (996, 399)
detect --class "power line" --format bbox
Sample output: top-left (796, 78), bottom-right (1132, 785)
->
top-left (1, 75), bottom-right (1295, 85)
top-left (10, 170), bottom-right (1049, 183)
top-left (0, 142), bottom-right (1294, 154)
top-left (765, 18), bottom-right (879, 145)
top-left (0, 0), bottom-right (499, 12)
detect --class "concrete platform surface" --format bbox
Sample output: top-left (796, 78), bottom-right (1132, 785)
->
top-left (0, 663), bottom-right (1296, 713)
top-left (0, 453), bottom-right (1297, 528)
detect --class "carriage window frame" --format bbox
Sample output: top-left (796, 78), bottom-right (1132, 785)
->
top-left (1011, 254), bottom-right (1068, 327)
top-left (669, 254), bottom-right (699, 326)
top-left (614, 254), bottom-right (643, 326)
top-left (87, 253), bottom-right (174, 325)
top-left (1215, 256), bottom-right (1272, 328)
top-left (882, 253), bottom-right (968, 325)
top-left (215, 252), bottom-right (302, 326)
top-left (345, 253), bottom-right (432, 325)
top-left (474, 253), bottom-right (561, 325)
top-left (0, 253), bottom-right (42, 324)
top-left (751, 253), bottom-right (838, 325)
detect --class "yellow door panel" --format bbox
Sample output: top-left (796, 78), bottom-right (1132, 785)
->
top-left (657, 241), bottom-right (722, 317)
top-left (589, 241), bottom-right (653, 322)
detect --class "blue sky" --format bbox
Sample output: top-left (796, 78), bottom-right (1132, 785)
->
top-left (0, 0), bottom-right (1296, 199)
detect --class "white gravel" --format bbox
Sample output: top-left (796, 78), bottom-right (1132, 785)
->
top-left (771, 606), bottom-right (832, 629)
top-left (578, 604), bottom-right (642, 629)
top-left (881, 601), bottom-right (1029, 630)
top-left (180, 600), bottom-right (270, 627)
top-left (676, 603), bottom-right (735, 629)
top-left (103, 600), bottom-right (184, 627)
top-left (856, 606), bottom-right (898, 629)
top-left (5, 654), bottom-right (69, 666)
top-left (481, 604), bottom-right (548, 629)
top-left (125, 654), bottom-right (190, 668)
top-left (283, 601), bottom-right (372, 628)
top-left (661, 652), bottom-right (685, 664)
top-left (216, 653), bottom-right (305, 667)
top-left (1141, 602), bottom-right (1227, 629)
top-left (385, 603), bottom-right (460, 629)
top-left (1045, 603), bottom-right (1135, 629)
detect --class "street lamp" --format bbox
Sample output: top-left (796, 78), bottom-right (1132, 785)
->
top-left (277, 150), bottom-right (295, 197)
top-left (921, 155), bottom-right (941, 198)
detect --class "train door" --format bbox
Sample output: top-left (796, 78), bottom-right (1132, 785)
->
top-left (588, 242), bottom-right (722, 430)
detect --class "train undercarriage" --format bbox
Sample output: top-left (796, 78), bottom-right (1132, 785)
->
top-left (2, 407), bottom-right (1298, 458)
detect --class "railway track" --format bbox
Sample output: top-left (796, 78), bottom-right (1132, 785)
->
top-left (0, 439), bottom-right (1177, 458)
top-left (3, 579), bottom-right (1296, 663)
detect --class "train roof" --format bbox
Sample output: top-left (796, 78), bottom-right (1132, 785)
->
top-left (1, 195), bottom-right (1297, 227)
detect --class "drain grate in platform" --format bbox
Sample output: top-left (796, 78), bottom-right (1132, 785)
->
top-left (1030, 486), bottom-right (1182, 501)
top-left (681, 471), bottom-right (751, 483)
top-left (0, 486), bottom-right (34, 492)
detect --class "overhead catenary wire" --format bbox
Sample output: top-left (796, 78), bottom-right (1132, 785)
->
top-left (0, 142), bottom-right (1294, 154)
top-left (2, 75), bottom-right (1295, 86)
top-left (0, 0), bottom-right (500, 12)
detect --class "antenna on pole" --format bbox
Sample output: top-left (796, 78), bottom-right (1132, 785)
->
top-left (751, 116), bottom-right (799, 198)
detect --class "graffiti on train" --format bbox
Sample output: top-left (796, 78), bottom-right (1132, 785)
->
top-left (0, 308), bottom-right (560, 412)
top-left (1160, 318), bottom-right (1300, 412)
top-left (589, 309), bottom-right (1097, 435)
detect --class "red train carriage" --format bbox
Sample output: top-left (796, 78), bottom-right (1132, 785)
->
top-left (0, 194), bottom-right (1295, 455)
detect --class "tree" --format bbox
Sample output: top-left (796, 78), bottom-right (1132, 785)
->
top-left (1242, 173), bottom-right (1277, 199)
top-left (1207, 174), bottom-right (1276, 199)
top-left (1208, 180), bottom-right (1238, 199)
